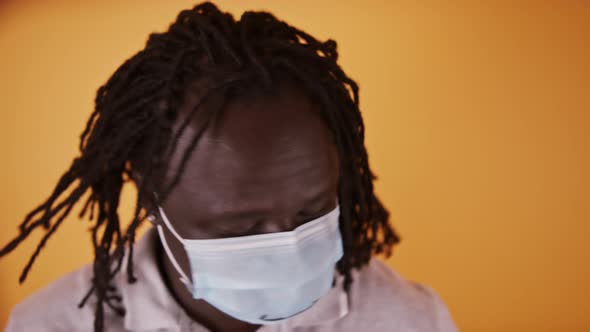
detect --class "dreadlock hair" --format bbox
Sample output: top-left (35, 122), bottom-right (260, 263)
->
top-left (0, 2), bottom-right (400, 331)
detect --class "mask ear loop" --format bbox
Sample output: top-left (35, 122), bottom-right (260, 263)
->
top-left (152, 206), bottom-right (193, 288)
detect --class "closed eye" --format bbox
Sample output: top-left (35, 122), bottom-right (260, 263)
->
top-left (296, 199), bottom-right (336, 222)
top-left (216, 219), bottom-right (265, 238)
top-left (215, 197), bottom-right (336, 237)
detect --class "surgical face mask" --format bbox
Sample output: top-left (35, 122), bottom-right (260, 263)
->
top-left (154, 203), bottom-right (344, 325)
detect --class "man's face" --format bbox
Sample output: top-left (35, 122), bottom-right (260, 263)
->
top-left (155, 83), bottom-right (340, 271)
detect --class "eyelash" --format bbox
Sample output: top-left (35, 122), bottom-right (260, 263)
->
top-left (219, 195), bottom-right (338, 237)
top-left (220, 206), bottom-right (328, 237)
top-left (297, 199), bottom-right (333, 220)
top-left (296, 209), bottom-right (323, 220)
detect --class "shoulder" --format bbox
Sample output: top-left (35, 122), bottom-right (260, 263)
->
top-left (5, 263), bottom-right (125, 332)
top-left (343, 259), bottom-right (458, 332)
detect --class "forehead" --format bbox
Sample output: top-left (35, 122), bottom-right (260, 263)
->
top-left (161, 83), bottom-right (340, 220)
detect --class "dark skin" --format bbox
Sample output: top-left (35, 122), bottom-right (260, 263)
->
top-left (144, 82), bottom-right (341, 332)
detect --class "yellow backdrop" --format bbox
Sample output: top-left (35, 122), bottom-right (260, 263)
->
top-left (1, 1), bottom-right (588, 331)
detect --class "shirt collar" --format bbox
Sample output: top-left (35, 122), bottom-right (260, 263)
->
top-left (119, 227), bottom-right (349, 331)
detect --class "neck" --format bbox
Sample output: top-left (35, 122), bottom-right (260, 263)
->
top-left (154, 239), bottom-right (261, 332)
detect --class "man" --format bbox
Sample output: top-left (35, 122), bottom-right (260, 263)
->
top-left (1, 2), bottom-right (458, 331)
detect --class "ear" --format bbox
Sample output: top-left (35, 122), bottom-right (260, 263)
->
top-left (144, 201), bottom-right (160, 227)
top-left (144, 193), bottom-right (160, 226)
top-left (146, 213), bottom-right (158, 226)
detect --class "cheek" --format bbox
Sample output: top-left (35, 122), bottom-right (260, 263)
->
top-left (329, 147), bottom-right (341, 180)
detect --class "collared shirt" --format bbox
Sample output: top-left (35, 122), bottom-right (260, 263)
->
top-left (5, 228), bottom-right (458, 331)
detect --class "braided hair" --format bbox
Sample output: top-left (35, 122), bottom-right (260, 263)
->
top-left (0, 2), bottom-right (400, 331)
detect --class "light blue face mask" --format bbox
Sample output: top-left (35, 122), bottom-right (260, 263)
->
top-left (154, 203), bottom-right (344, 325)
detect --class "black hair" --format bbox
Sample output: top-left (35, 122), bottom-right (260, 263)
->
top-left (0, 2), bottom-right (400, 331)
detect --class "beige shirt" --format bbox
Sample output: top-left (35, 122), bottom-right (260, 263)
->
top-left (5, 228), bottom-right (458, 332)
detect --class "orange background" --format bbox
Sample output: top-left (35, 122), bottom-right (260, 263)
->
top-left (1, 1), bottom-right (588, 331)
